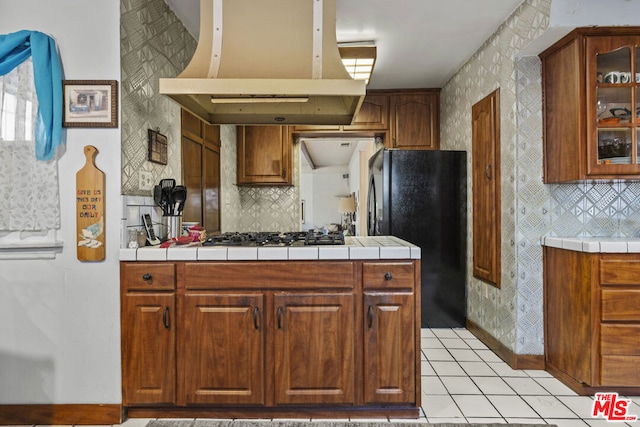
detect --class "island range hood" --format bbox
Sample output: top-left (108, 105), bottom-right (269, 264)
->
top-left (159, 0), bottom-right (366, 125)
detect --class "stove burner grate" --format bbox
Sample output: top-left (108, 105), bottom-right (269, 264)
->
top-left (202, 230), bottom-right (345, 247)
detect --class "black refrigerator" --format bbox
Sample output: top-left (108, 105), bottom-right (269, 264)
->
top-left (367, 148), bottom-right (467, 328)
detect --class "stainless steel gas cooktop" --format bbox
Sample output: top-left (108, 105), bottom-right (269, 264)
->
top-left (202, 231), bottom-right (345, 247)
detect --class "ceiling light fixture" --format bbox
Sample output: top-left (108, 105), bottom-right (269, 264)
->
top-left (339, 43), bottom-right (376, 85)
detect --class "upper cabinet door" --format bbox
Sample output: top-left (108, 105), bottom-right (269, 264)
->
top-left (237, 126), bottom-right (292, 185)
top-left (343, 94), bottom-right (389, 131)
top-left (587, 35), bottom-right (640, 176)
top-left (541, 28), bottom-right (640, 182)
top-left (389, 92), bottom-right (439, 150)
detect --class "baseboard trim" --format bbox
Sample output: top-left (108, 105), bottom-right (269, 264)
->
top-left (0, 404), bottom-right (122, 425)
top-left (466, 319), bottom-right (544, 370)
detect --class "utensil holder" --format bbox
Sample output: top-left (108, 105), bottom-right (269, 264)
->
top-left (164, 215), bottom-right (182, 240)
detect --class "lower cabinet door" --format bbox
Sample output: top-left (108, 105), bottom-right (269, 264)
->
top-left (182, 293), bottom-right (265, 405)
top-left (274, 292), bottom-right (355, 404)
top-left (122, 293), bottom-right (176, 405)
top-left (363, 292), bottom-right (415, 404)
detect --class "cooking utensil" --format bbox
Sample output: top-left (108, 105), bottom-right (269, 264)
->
top-left (171, 185), bottom-right (187, 215)
top-left (159, 178), bottom-right (176, 216)
top-left (153, 185), bottom-right (163, 206)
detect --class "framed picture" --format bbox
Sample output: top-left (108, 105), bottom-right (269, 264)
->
top-left (62, 80), bottom-right (118, 128)
top-left (148, 128), bottom-right (168, 165)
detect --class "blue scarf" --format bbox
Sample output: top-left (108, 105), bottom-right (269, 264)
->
top-left (0, 30), bottom-right (63, 161)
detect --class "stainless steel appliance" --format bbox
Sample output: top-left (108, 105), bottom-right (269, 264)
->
top-left (368, 148), bottom-right (467, 328)
top-left (202, 230), bottom-right (345, 247)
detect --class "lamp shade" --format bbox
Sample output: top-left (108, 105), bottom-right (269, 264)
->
top-left (338, 196), bottom-right (356, 213)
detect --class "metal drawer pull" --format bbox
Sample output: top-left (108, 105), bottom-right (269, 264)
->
top-left (162, 306), bottom-right (170, 329)
top-left (277, 307), bottom-right (283, 329)
top-left (485, 164), bottom-right (492, 180)
top-left (253, 307), bottom-right (260, 330)
top-left (368, 305), bottom-right (374, 328)
top-left (384, 272), bottom-right (393, 281)
top-left (142, 273), bottom-right (152, 282)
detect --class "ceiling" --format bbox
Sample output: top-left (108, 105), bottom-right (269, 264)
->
top-left (163, 0), bottom-right (525, 168)
top-left (164, 0), bottom-right (525, 89)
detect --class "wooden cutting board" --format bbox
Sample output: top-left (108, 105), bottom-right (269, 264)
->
top-left (76, 145), bottom-right (106, 261)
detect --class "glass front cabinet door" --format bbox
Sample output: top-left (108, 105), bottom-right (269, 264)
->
top-left (588, 35), bottom-right (640, 175)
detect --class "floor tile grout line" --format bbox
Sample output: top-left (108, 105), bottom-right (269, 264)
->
top-left (422, 327), bottom-right (597, 424)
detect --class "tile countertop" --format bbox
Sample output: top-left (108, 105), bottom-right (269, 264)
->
top-left (120, 236), bottom-right (421, 261)
top-left (541, 236), bottom-right (640, 253)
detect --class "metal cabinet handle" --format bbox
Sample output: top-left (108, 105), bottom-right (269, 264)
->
top-left (142, 273), bottom-right (152, 282)
top-left (277, 307), bottom-right (283, 329)
top-left (253, 307), bottom-right (260, 330)
top-left (384, 272), bottom-right (393, 281)
top-left (162, 306), bottom-right (170, 329)
top-left (485, 164), bottom-right (492, 180)
top-left (368, 305), bottom-right (374, 329)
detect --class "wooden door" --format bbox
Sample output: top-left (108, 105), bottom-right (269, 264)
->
top-left (203, 123), bottom-right (221, 233)
top-left (182, 293), bottom-right (265, 405)
top-left (273, 293), bottom-right (355, 404)
top-left (181, 110), bottom-right (221, 233)
top-left (121, 293), bottom-right (175, 405)
top-left (390, 92), bottom-right (439, 149)
top-left (363, 292), bottom-right (415, 404)
top-left (472, 89), bottom-right (501, 287)
top-left (237, 126), bottom-right (292, 185)
top-left (181, 136), bottom-right (203, 224)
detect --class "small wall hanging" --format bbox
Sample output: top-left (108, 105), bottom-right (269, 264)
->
top-left (76, 145), bottom-right (106, 261)
top-left (148, 128), bottom-right (168, 165)
top-left (63, 80), bottom-right (118, 128)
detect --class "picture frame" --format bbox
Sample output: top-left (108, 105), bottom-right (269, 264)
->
top-left (62, 80), bottom-right (118, 128)
top-left (148, 128), bottom-right (168, 165)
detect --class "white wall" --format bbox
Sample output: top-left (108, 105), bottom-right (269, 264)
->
top-left (0, 0), bottom-right (121, 403)
top-left (300, 167), bottom-right (350, 231)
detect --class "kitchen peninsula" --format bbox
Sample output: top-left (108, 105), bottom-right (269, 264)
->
top-left (119, 235), bottom-right (421, 419)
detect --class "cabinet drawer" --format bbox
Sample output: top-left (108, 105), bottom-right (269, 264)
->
top-left (601, 289), bottom-right (640, 321)
top-left (600, 355), bottom-right (640, 386)
top-left (600, 259), bottom-right (640, 286)
top-left (601, 324), bottom-right (640, 355)
top-left (185, 261), bottom-right (356, 289)
top-left (121, 263), bottom-right (176, 291)
top-left (363, 262), bottom-right (415, 290)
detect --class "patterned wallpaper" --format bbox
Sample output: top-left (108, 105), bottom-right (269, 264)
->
top-left (442, 0), bottom-right (640, 355)
top-left (120, 0), bottom-right (196, 196)
top-left (219, 129), bottom-right (301, 233)
top-left (120, 0), bottom-right (300, 232)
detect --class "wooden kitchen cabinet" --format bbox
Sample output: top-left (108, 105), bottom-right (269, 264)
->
top-left (181, 293), bottom-right (265, 405)
top-left (540, 27), bottom-right (640, 182)
top-left (362, 262), bottom-right (417, 404)
top-left (274, 292), bottom-right (355, 404)
top-left (120, 263), bottom-right (176, 405)
top-left (389, 90), bottom-right (439, 149)
top-left (293, 94), bottom-right (389, 133)
top-left (291, 90), bottom-right (439, 150)
top-left (181, 109), bottom-right (221, 234)
top-left (121, 259), bottom-right (421, 418)
top-left (237, 125), bottom-right (292, 185)
top-left (544, 247), bottom-right (640, 394)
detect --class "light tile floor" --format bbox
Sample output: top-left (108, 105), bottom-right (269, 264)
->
top-left (16, 327), bottom-right (640, 427)
top-left (419, 328), bottom-right (640, 426)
